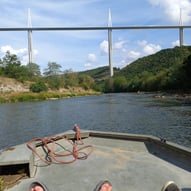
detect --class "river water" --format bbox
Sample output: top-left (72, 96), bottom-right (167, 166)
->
top-left (0, 93), bottom-right (191, 150)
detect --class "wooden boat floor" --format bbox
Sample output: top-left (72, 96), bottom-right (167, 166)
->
top-left (7, 136), bottom-right (191, 191)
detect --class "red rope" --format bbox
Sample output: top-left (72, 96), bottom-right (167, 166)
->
top-left (27, 125), bottom-right (93, 165)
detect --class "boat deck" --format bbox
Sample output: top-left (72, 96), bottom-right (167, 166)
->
top-left (2, 131), bottom-right (191, 191)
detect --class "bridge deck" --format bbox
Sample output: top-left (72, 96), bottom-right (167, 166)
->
top-left (0, 25), bottom-right (191, 31)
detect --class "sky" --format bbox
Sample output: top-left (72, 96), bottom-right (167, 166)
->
top-left (0, 0), bottom-right (191, 73)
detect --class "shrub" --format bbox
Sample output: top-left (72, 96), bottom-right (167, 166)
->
top-left (30, 82), bottom-right (48, 93)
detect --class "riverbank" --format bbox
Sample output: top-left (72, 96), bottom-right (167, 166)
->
top-left (0, 77), bottom-right (101, 103)
top-left (0, 77), bottom-right (190, 104)
top-left (0, 89), bottom-right (101, 103)
top-left (1, 90), bottom-right (191, 104)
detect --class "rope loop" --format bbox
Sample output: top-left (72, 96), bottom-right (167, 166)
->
top-left (27, 125), bottom-right (93, 165)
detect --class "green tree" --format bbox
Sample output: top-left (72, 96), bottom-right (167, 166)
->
top-left (1, 51), bottom-right (29, 80)
top-left (139, 71), bottom-right (153, 91)
top-left (63, 69), bottom-right (79, 87)
top-left (43, 62), bottom-right (62, 77)
top-left (182, 55), bottom-right (191, 89)
top-left (113, 76), bottom-right (127, 92)
top-left (78, 74), bottom-right (94, 90)
top-left (47, 75), bottom-right (64, 90)
top-left (2, 51), bottom-right (21, 77)
top-left (26, 62), bottom-right (41, 77)
top-left (127, 77), bottom-right (142, 92)
top-left (43, 62), bottom-right (63, 90)
top-left (104, 78), bottom-right (114, 93)
top-left (0, 58), bottom-right (3, 75)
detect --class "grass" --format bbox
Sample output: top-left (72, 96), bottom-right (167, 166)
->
top-left (0, 90), bottom-right (101, 103)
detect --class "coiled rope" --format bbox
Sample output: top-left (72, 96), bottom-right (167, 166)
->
top-left (27, 124), bottom-right (93, 165)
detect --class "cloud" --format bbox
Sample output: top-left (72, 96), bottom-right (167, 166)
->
top-left (0, 45), bottom-right (27, 55)
top-left (113, 40), bottom-right (126, 50)
top-left (87, 53), bottom-right (97, 62)
top-left (143, 43), bottom-right (161, 55)
top-left (118, 39), bottom-right (162, 68)
top-left (84, 53), bottom-right (97, 69)
top-left (0, 45), bottom-right (38, 65)
top-left (138, 40), bottom-right (161, 55)
top-left (99, 37), bottom-right (161, 69)
top-left (99, 39), bottom-right (126, 57)
top-left (148, 0), bottom-right (191, 24)
top-left (127, 51), bottom-right (141, 59)
top-left (120, 50), bottom-right (141, 67)
top-left (100, 40), bottom-right (108, 55)
top-left (84, 62), bottom-right (92, 68)
top-left (172, 40), bottom-right (180, 47)
top-left (137, 40), bottom-right (147, 47)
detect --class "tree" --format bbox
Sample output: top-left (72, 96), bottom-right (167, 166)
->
top-left (26, 62), bottom-right (41, 77)
top-left (78, 74), bottom-right (94, 90)
top-left (182, 55), bottom-right (191, 89)
top-left (2, 51), bottom-right (21, 67)
top-left (104, 78), bottom-right (114, 93)
top-left (43, 62), bottom-right (63, 90)
top-left (113, 76), bottom-right (127, 92)
top-left (2, 51), bottom-right (25, 80)
top-left (63, 69), bottom-right (79, 87)
top-left (0, 58), bottom-right (3, 75)
top-left (43, 62), bottom-right (62, 77)
top-left (47, 75), bottom-right (64, 90)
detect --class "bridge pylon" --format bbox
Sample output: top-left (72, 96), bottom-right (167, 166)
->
top-left (108, 9), bottom-right (113, 77)
top-left (28, 8), bottom-right (33, 64)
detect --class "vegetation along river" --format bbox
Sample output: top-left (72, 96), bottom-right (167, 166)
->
top-left (0, 93), bottom-right (191, 150)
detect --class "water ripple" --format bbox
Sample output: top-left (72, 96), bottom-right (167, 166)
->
top-left (0, 93), bottom-right (190, 149)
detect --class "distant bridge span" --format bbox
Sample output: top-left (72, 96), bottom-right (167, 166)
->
top-left (0, 25), bottom-right (191, 30)
top-left (0, 25), bottom-right (190, 76)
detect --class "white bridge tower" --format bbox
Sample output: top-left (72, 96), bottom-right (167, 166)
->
top-left (179, 8), bottom-right (183, 47)
top-left (108, 9), bottom-right (113, 77)
top-left (28, 8), bottom-right (33, 64)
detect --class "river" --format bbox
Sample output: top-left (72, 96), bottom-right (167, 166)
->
top-left (0, 93), bottom-right (191, 150)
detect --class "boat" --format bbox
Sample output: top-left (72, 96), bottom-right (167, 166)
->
top-left (0, 125), bottom-right (191, 191)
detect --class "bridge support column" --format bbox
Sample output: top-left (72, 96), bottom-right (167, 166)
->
top-left (179, 27), bottom-right (184, 47)
top-left (108, 28), bottom-right (113, 77)
top-left (28, 9), bottom-right (33, 64)
top-left (28, 30), bottom-right (33, 63)
top-left (108, 9), bottom-right (113, 77)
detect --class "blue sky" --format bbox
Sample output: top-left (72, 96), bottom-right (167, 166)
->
top-left (0, 0), bottom-right (191, 72)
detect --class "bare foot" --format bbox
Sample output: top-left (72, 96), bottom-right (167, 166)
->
top-left (31, 185), bottom-right (44, 191)
top-left (99, 182), bottom-right (112, 191)
top-left (30, 186), bottom-right (44, 191)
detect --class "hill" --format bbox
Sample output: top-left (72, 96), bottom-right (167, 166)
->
top-left (79, 66), bottom-right (119, 81)
top-left (103, 46), bottom-right (191, 92)
top-left (118, 46), bottom-right (191, 80)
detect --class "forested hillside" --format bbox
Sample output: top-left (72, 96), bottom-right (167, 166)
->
top-left (119, 46), bottom-right (191, 79)
top-left (104, 46), bottom-right (191, 92)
